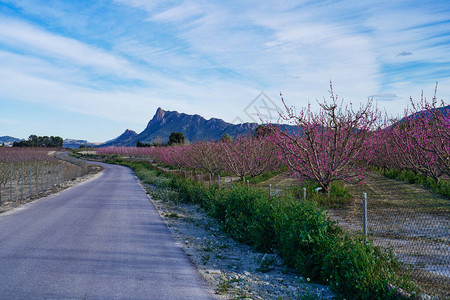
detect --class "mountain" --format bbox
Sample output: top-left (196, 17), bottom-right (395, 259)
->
top-left (63, 139), bottom-right (102, 149)
top-left (101, 108), bottom-right (265, 147)
top-left (0, 136), bottom-right (21, 146)
top-left (101, 129), bottom-right (138, 147)
top-left (99, 107), bottom-right (302, 147)
top-left (132, 107), bottom-right (239, 144)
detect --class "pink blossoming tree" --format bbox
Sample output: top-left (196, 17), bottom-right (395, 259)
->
top-left (271, 83), bottom-right (381, 194)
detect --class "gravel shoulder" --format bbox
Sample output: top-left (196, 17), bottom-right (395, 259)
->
top-left (140, 182), bottom-right (335, 300)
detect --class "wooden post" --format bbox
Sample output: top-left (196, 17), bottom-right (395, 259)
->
top-left (246, 180), bottom-right (249, 188)
top-left (269, 184), bottom-right (272, 196)
top-left (303, 187), bottom-right (306, 201)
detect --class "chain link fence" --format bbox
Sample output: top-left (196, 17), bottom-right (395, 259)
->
top-left (326, 193), bottom-right (449, 298)
top-left (184, 170), bottom-right (449, 298)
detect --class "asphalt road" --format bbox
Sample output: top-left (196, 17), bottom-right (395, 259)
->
top-left (0, 162), bottom-right (214, 299)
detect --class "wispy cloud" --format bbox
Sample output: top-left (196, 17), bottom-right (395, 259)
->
top-left (0, 0), bottom-right (449, 141)
top-left (0, 118), bottom-right (22, 125)
top-left (369, 93), bottom-right (398, 101)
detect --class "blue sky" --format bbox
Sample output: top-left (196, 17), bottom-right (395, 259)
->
top-left (0, 0), bottom-right (449, 142)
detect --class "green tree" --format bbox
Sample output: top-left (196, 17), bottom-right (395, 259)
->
top-left (168, 132), bottom-right (185, 145)
top-left (220, 133), bottom-right (232, 142)
top-left (253, 125), bottom-right (272, 138)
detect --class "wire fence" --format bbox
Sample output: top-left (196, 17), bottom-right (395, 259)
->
top-left (0, 154), bottom-right (89, 207)
top-left (165, 168), bottom-right (449, 298)
top-left (325, 193), bottom-right (449, 298)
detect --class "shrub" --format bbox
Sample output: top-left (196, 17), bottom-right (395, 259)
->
top-left (112, 159), bottom-right (414, 299)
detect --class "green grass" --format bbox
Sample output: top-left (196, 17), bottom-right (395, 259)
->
top-left (382, 168), bottom-right (450, 199)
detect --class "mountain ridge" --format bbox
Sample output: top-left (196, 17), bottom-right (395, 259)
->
top-left (101, 107), bottom-right (261, 147)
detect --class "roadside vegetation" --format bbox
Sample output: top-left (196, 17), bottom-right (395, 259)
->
top-left (107, 158), bottom-right (415, 299)
top-left (93, 87), bottom-right (448, 298)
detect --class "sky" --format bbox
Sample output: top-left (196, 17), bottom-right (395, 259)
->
top-left (0, 0), bottom-right (449, 142)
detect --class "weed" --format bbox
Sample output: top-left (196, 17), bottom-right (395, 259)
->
top-left (298, 287), bottom-right (319, 300)
top-left (216, 275), bottom-right (232, 294)
top-left (201, 254), bottom-right (210, 265)
top-left (201, 245), bottom-right (213, 252)
top-left (165, 212), bottom-right (179, 218)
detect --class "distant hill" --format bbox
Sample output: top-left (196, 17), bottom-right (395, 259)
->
top-left (63, 139), bottom-right (102, 149)
top-left (0, 136), bottom-right (21, 146)
top-left (398, 105), bottom-right (449, 123)
top-left (101, 129), bottom-right (138, 147)
top-left (100, 107), bottom-right (302, 147)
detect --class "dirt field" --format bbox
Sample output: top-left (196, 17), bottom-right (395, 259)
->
top-left (259, 172), bottom-right (449, 297)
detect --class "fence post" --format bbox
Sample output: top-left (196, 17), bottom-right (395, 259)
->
top-left (362, 192), bottom-right (368, 238)
top-left (303, 187), bottom-right (306, 201)
top-left (246, 180), bottom-right (249, 189)
top-left (29, 164), bottom-right (32, 198)
top-left (269, 184), bottom-right (272, 196)
top-left (21, 163), bottom-right (24, 200)
top-left (36, 165), bottom-right (38, 193)
top-left (10, 163), bottom-right (13, 201)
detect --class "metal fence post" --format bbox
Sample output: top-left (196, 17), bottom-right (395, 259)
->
top-left (36, 165), bottom-right (38, 193)
top-left (29, 164), bottom-right (32, 198)
top-left (21, 163), bottom-right (24, 200)
top-left (10, 163), bottom-right (13, 201)
top-left (362, 192), bottom-right (368, 238)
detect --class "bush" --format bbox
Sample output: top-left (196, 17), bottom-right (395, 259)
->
top-left (290, 181), bottom-right (352, 208)
top-left (112, 160), bottom-right (414, 299)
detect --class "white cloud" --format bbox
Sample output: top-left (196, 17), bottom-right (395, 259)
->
top-left (0, 0), bottom-right (448, 141)
top-left (0, 17), bottom-right (149, 81)
top-left (151, 1), bottom-right (203, 22)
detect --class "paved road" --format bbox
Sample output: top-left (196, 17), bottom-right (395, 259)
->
top-left (0, 162), bottom-right (214, 299)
